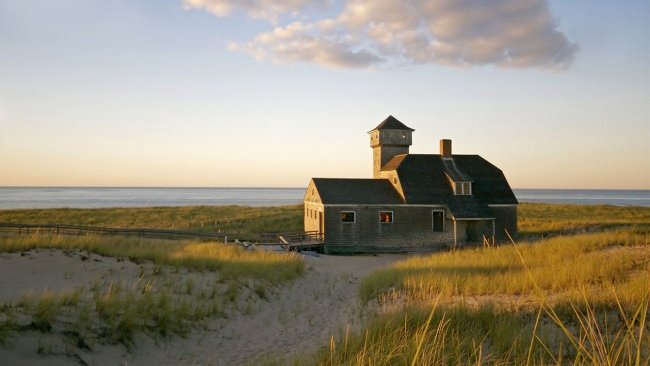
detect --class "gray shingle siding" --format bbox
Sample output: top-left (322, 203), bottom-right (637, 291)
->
top-left (489, 206), bottom-right (518, 241)
top-left (323, 205), bottom-right (452, 253)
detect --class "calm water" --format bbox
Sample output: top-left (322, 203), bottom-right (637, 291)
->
top-left (514, 189), bottom-right (649, 207)
top-left (0, 187), bottom-right (648, 209)
top-left (0, 187), bottom-right (306, 209)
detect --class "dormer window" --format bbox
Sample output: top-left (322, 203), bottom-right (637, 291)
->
top-left (454, 181), bottom-right (472, 195)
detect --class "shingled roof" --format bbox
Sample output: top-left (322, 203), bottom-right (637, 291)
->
top-left (383, 154), bottom-right (518, 218)
top-left (370, 115), bottom-right (415, 132)
top-left (311, 178), bottom-right (404, 204)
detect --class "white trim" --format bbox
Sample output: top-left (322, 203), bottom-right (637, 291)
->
top-left (487, 204), bottom-right (517, 207)
top-left (319, 204), bottom-right (447, 208)
top-left (305, 202), bottom-right (325, 209)
top-left (453, 220), bottom-right (457, 247)
top-left (451, 217), bottom-right (496, 221)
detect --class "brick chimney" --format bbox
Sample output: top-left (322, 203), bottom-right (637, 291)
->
top-left (440, 139), bottom-right (452, 157)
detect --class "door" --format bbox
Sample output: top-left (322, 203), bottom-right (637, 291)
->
top-left (318, 211), bottom-right (324, 237)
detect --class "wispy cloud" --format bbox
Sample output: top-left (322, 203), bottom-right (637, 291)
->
top-left (182, 0), bottom-right (317, 22)
top-left (228, 21), bottom-right (384, 69)
top-left (190, 0), bottom-right (577, 69)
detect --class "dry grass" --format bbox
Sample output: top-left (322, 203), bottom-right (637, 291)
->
top-left (518, 203), bottom-right (650, 236)
top-left (0, 234), bottom-right (304, 348)
top-left (0, 206), bottom-right (308, 352)
top-left (312, 229), bottom-right (650, 365)
top-left (361, 230), bottom-right (649, 307)
top-left (314, 292), bottom-right (649, 365)
top-left (3, 202), bottom-right (648, 238)
top-left (0, 234), bottom-right (304, 282)
top-left (0, 205), bottom-right (303, 235)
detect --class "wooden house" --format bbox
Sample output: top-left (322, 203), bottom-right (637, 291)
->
top-left (304, 115), bottom-right (518, 253)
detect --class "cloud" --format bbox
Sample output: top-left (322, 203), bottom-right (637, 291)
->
top-left (196, 0), bottom-right (577, 69)
top-left (229, 21), bottom-right (384, 69)
top-left (182, 0), bottom-right (316, 22)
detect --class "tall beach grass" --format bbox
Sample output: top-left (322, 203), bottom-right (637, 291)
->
top-left (312, 229), bottom-right (650, 365)
top-left (0, 234), bottom-right (304, 282)
top-left (361, 230), bottom-right (649, 308)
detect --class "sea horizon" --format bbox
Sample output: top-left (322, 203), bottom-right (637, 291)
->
top-left (1, 186), bottom-right (647, 190)
top-left (0, 187), bottom-right (648, 209)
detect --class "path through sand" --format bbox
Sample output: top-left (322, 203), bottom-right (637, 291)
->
top-left (130, 254), bottom-right (407, 365)
top-left (0, 250), bottom-right (408, 365)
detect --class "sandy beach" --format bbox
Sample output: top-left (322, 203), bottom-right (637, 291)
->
top-left (0, 249), bottom-right (409, 365)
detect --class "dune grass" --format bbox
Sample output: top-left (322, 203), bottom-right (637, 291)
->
top-left (361, 230), bottom-right (649, 307)
top-left (312, 229), bottom-right (650, 365)
top-left (0, 207), bottom-right (306, 349)
top-left (315, 292), bottom-right (649, 365)
top-left (0, 234), bottom-right (304, 282)
top-left (518, 203), bottom-right (650, 236)
top-left (0, 205), bottom-right (303, 235)
top-left (0, 234), bottom-right (304, 348)
top-left (7, 273), bottom-right (227, 347)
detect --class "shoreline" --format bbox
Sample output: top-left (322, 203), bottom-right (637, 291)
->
top-left (0, 188), bottom-right (648, 210)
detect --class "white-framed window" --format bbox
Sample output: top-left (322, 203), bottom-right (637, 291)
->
top-left (379, 211), bottom-right (393, 223)
top-left (432, 210), bottom-right (445, 232)
top-left (454, 181), bottom-right (472, 195)
top-left (341, 211), bottom-right (356, 223)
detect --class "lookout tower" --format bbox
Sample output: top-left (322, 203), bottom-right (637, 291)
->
top-left (368, 115), bottom-right (415, 178)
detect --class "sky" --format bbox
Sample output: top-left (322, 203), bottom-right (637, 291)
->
top-left (0, 0), bottom-right (648, 189)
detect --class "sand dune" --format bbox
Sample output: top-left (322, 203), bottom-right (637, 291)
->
top-left (0, 250), bottom-right (408, 365)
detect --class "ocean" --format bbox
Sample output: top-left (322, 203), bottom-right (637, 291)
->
top-left (0, 187), bottom-right (648, 209)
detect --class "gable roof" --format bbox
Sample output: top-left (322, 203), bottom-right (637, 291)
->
top-left (370, 115), bottom-right (415, 132)
top-left (311, 178), bottom-right (404, 204)
top-left (383, 154), bottom-right (518, 218)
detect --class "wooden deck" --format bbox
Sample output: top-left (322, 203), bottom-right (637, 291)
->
top-left (251, 231), bottom-right (324, 252)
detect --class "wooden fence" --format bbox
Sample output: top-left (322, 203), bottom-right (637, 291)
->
top-left (0, 222), bottom-right (228, 241)
top-left (0, 223), bottom-right (323, 250)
